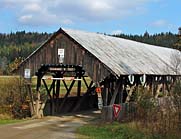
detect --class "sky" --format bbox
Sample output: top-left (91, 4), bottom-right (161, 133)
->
top-left (0, 0), bottom-right (180, 35)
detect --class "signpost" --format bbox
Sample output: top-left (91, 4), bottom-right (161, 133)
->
top-left (96, 87), bottom-right (103, 109)
top-left (24, 69), bottom-right (31, 79)
top-left (113, 104), bottom-right (121, 118)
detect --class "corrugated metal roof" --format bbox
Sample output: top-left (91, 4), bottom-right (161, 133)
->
top-left (63, 28), bottom-right (181, 76)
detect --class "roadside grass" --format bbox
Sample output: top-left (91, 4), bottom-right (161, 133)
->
top-left (0, 113), bottom-right (26, 125)
top-left (31, 76), bottom-right (91, 96)
top-left (77, 122), bottom-right (180, 139)
top-left (0, 119), bottom-right (24, 125)
top-left (0, 75), bottom-right (91, 96)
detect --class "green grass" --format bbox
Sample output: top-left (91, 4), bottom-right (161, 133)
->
top-left (32, 76), bottom-right (92, 96)
top-left (0, 75), bottom-right (92, 96)
top-left (77, 122), bottom-right (180, 139)
top-left (77, 122), bottom-right (146, 139)
top-left (0, 119), bottom-right (24, 125)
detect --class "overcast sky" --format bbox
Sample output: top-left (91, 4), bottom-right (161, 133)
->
top-left (0, 0), bottom-right (180, 34)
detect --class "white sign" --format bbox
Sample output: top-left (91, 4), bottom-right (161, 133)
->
top-left (58, 49), bottom-right (64, 63)
top-left (128, 75), bottom-right (134, 84)
top-left (24, 69), bottom-right (31, 79)
top-left (140, 74), bottom-right (146, 85)
top-left (98, 97), bottom-right (103, 110)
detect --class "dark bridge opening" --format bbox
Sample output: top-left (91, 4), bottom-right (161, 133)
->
top-left (35, 64), bottom-right (98, 116)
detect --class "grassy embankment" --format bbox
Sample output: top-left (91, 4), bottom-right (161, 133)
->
top-left (77, 122), bottom-right (180, 139)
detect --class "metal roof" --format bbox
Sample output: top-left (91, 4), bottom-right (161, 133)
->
top-left (63, 28), bottom-right (181, 76)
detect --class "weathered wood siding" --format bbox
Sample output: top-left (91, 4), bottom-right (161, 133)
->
top-left (17, 31), bottom-right (111, 82)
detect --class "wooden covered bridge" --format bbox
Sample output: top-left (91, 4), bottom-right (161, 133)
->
top-left (14, 28), bottom-right (181, 119)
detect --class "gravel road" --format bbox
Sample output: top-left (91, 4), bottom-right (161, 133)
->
top-left (0, 110), bottom-right (100, 139)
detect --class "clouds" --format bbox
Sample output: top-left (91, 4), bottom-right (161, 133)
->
top-left (151, 19), bottom-right (168, 27)
top-left (150, 19), bottom-right (176, 32)
top-left (0, 0), bottom-right (156, 27)
top-left (22, 3), bottom-right (41, 13)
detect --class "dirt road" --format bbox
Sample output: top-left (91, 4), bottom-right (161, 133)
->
top-left (0, 110), bottom-right (100, 139)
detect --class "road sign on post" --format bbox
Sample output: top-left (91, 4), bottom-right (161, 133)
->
top-left (113, 104), bottom-right (121, 118)
top-left (24, 69), bottom-right (31, 79)
top-left (58, 48), bottom-right (64, 63)
top-left (96, 87), bottom-right (103, 109)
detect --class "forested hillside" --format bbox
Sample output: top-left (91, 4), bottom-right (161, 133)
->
top-left (0, 30), bottom-right (180, 75)
top-left (0, 31), bottom-right (51, 74)
top-left (113, 31), bottom-right (181, 50)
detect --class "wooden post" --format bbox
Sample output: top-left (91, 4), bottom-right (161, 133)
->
top-left (56, 80), bottom-right (60, 99)
top-left (27, 84), bottom-right (35, 116)
top-left (110, 77), bottom-right (122, 105)
top-left (76, 66), bottom-right (82, 97)
top-left (102, 79), bottom-right (109, 106)
top-left (77, 74), bottom-right (81, 97)
top-left (101, 105), bottom-right (113, 122)
top-left (36, 91), bottom-right (41, 118)
top-left (105, 80), bottom-right (109, 106)
top-left (51, 80), bottom-right (55, 115)
top-left (55, 79), bottom-right (60, 113)
top-left (35, 75), bottom-right (42, 118)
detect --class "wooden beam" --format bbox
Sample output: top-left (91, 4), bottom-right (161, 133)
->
top-left (102, 79), bottom-right (109, 106)
top-left (73, 81), bottom-right (94, 112)
top-left (56, 80), bottom-right (60, 98)
top-left (36, 75), bottom-right (42, 91)
top-left (110, 78), bottom-right (122, 105)
top-left (42, 79), bottom-right (53, 99)
top-left (62, 80), bottom-right (68, 91)
top-left (55, 79), bottom-right (60, 113)
top-left (77, 75), bottom-right (81, 97)
top-left (51, 80), bottom-right (56, 115)
top-left (83, 76), bottom-right (89, 88)
top-left (59, 79), bottom-right (76, 111)
top-left (26, 84), bottom-right (35, 116)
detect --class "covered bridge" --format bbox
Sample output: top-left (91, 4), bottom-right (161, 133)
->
top-left (14, 28), bottom-right (181, 118)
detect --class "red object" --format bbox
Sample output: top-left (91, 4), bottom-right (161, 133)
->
top-left (96, 87), bottom-right (102, 93)
top-left (113, 104), bottom-right (121, 118)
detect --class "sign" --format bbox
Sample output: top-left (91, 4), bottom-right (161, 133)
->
top-left (128, 75), bottom-right (134, 84)
top-left (58, 49), bottom-right (64, 63)
top-left (24, 69), bottom-right (31, 79)
top-left (140, 74), bottom-right (146, 85)
top-left (113, 104), bottom-right (121, 118)
top-left (96, 87), bottom-right (103, 109)
top-left (98, 97), bottom-right (103, 109)
top-left (96, 87), bottom-right (101, 93)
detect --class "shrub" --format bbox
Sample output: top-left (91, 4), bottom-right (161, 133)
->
top-left (134, 84), bottom-right (181, 137)
top-left (0, 76), bottom-right (31, 119)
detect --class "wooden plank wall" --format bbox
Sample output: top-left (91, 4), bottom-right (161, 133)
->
top-left (17, 31), bottom-right (111, 83)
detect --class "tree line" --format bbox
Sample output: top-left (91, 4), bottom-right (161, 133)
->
top-left (113, 31), bottom-right (181, 50)
top-left (0, 31), bottom-right (51, 74)
top-left (0, 30), bottom-right (180, 75)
